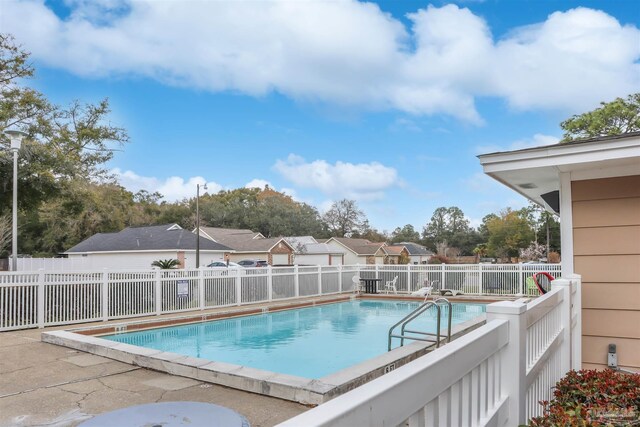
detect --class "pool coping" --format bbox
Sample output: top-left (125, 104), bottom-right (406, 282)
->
top-left (42, 296), bottom-right (487, 405)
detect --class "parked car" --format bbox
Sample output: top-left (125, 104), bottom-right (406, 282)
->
top-left (206, 261), bottom-right (241, 268)
top-left (237, 260), bottom-right (269, 268)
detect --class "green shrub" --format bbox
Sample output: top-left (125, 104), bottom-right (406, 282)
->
top-left (151, 259), bottom-right (180, 269)
top-left (529, 369), bottom-right (640, 426)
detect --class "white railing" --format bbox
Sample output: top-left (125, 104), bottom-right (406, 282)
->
top-left (0, 263), bottom-right (559, 332)
top-left (362, 263), bottom-right (560, 296)
top-left (279, 275), bottom-right (581, 427)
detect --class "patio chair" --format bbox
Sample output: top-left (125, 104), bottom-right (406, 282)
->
top-left (384, 275), bottom-right (399, 294)
top-left (410, 285), bottom-right (433, 301)
top-left (352, 274), bottom-right (363, 293)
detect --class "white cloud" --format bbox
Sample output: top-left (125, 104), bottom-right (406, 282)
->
top-left (274, 154), bottom-right (399, 201)
top-left (111, 168), bottom-right (222, 201)
top-left (2, 2), bottom-right (638, 122)
top-left (245, 179), bottom-right (272, 190)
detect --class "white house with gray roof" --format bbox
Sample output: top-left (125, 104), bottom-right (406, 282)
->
top-left (65, 224), bottom-right (232, 269)
top-left (397, 242), bottom-right (434, 264)
top-left (285, 236), bottom-right (344, 265)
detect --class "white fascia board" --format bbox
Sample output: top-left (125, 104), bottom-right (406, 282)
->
top-left (195, 228), bottom-right (217, 242)
top-left (479, 138), bottom-right (640, 173)
top-left (266, 238), bottom-right (294, 252)
top-left (326, 238), bottom-right (359, 256)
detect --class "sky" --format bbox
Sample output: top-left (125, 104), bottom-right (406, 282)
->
top-left (1, 0), bottom-right (639, 232)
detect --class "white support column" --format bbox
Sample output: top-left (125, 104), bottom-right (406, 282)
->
top-left (486, 300), bottom-right (527, 425)
top-left (154, 269), bottom-right (162, 315)
top-left (102, 270), bottom-right (109, 321)
top-left (267, 266), bottom-right (273, 301)
top-left (37, 269), bottom-right (45, 328)
top-left (198, 268), bottom-right (205, 310)
top-left (565, 273), bottom-right (582, 370)
top-left (559, 172), bottom-right (574, 276)
top-left (294, 265), bottom-right (300, 298)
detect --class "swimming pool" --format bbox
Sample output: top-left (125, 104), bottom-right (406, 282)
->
top-left (102, 299), bottom-right (485, 378)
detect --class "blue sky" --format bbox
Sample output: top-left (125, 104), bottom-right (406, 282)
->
top-left (2, 0), bottom-right (639, 231)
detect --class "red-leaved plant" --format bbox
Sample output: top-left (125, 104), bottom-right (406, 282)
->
top-left (529, 369), bottom-right (640, 426)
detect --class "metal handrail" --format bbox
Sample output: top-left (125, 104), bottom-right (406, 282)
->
top-left (387, 298), bottom-right (454, 351)
top-left (434, 297), bottom-right (453, 344)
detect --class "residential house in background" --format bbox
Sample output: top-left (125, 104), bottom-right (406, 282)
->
top-left (397, 242), bottom-right (434, 264)
top-left (479, 131), bottom-right (640, 371)
top-left (65, 224), bottom-right (231, 269)
top-left (199, 227), bottom-right (294, 265)
top-left (380, 245), bottom-right (410, 264)
top-left (285, 236), bottom-right (344, 265)
top-left (325, 237), bottom-right (386, 264)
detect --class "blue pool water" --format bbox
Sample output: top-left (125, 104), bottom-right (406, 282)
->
top-left (103, 300), bottom-right (485, 378)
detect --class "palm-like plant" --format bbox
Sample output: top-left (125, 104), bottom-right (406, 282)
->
top-left (151, 259), bottom-right (180, 269)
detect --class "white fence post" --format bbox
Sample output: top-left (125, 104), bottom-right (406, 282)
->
top-left (565, 274), bottom-right (582, 370)
top-left (235, 269), bottom-right (242, 306)
top-left (317, 266), bottom-right (322, 295)
top-left (294, 265), bottom-right (299, 298)
top-left (102, 270), bottom-right (109, 321)
top-left (478, 263), bottom-right (483, 295)
top-left (552, 278), bottom-right (573, 373)
top-left (486, 300), bottom-right (527, 425)
top-left (518, 263), bottom-right (524, 296)
top-left (37, 269), bottom-right (45, 328)
top-left (267, 266), bottom-right (273, 301)
top-left (441, 263), bottom-right (445, 289)
top-left (338, 264), bottom-right (343, 293)
top-left (405, 264), bottom-right (410, 292)
top-left (198, 268), bottom-right (205, 310)
top-left (154, 269), bottom-right (162, 315)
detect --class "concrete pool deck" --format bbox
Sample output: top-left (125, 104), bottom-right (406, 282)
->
top-left (0, 294), bottom-right (513, 426)
top-left (0, 326), bottom-right (308, 427)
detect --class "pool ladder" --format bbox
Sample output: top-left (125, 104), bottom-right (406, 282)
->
top-left (387, 298), bottom-right (452, 351)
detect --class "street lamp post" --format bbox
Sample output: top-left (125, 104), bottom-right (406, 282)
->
top-left (195, 183), bottom-right (208, 268)
top-left (5, 130), bottom-right (27, 271)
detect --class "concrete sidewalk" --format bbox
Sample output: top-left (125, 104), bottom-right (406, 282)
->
top-left (0, 328), bottom-right (307, 427)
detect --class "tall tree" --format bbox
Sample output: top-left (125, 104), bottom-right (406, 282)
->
top-left (352, 220), bottom-right (387, 242)
top-left (390, 224), bottom-right (420, 243)
top-left (485, 208), bottom-right (535, 260)
top-left (0, 34), bottom-right (129, 255)
top-left (561, 93), bottom-right (640, 142)
top-left (198, 187), bottom-right (325, 237)
top-left (422, 206), bottom-right (478, 254)
top-left (322, 199), bottom-right (367, 237)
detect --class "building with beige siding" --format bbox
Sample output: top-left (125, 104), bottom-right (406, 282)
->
top-left (479, 132), bottom-right (640, 372)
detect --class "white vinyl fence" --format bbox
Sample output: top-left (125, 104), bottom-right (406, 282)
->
top-left (0, 264), bottom-right (559, 332)
top-left (279, 274), bottom-right (582, 427)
